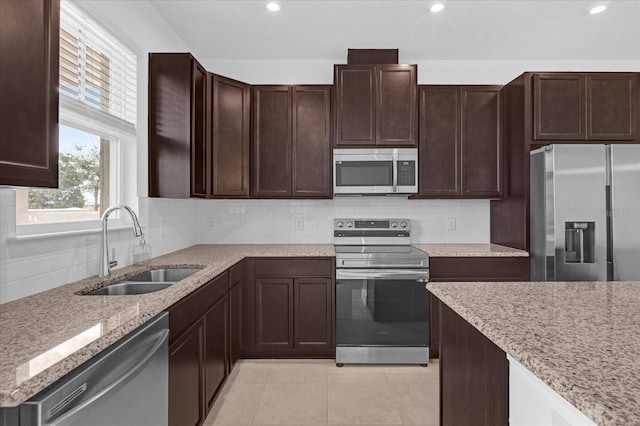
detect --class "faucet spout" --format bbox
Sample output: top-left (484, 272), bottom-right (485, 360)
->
top-left (99, 205), bottom-right (144, 278)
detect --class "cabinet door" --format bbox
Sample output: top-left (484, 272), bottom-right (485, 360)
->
top-left (294, 278), bottom-right (333, 350)
top-left (169, 320), bottom-right (204, 426)
top-left (148, 53), bottom-right (192, 198)
top-left (229, 279), bottom-right (242, 369)
top-left (191, 60), bottom-right (208, 198)
top-left (256, 278), bottom-right (294, 351)
top-left (376, 65), bottom-right (417, 146)
top-left (204, 296), bottom-right (227, 410)
top-left (292, 86), bottom-right (332, 197)
top-left (461, 86), bottom-right (503, 198)
top-left (229, 260), bottom-right (244, 369)
top-left (252, 86), bottom-right (292, 197)
top-left (587, 73), bottom-right (638, 141)
top-left (0, 0), bottom-right (59, 187)
top-left (334, 65), bottom-right (376, 146)
top-left (418, 86), bottom-right (461, 197)
top-left (212, 75), bottom-right (250, 197)
top-left (533, 74), bottom-right (586, 141)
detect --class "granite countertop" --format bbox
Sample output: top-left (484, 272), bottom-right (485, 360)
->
top-left (413, 243), bottom-right (529, 257)
top-left (0, 244), bottom-right (333, 407)
top-left (427, 280), bottom-right (640, 426)
top-left (0, 242), bottom-right (526, 407)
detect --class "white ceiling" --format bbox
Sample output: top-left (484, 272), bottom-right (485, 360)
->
top-left (148, 0), bottom-right (640, 61)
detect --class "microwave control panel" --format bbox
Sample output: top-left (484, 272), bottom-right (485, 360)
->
top-left (397, 161), bottom-right (416, 186)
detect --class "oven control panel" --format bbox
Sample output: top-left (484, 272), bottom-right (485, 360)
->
top-left (334, 218), bottom-right (410, 231)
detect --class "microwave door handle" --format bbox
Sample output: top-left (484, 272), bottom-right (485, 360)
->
top-left (392, 154), bottom-right (398, 192)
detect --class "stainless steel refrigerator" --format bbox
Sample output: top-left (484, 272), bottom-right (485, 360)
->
top-left (530, 144), bottom-right (640, 281)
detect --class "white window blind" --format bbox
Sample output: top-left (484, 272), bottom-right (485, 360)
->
top-left (60, 1), bottom-right (137, 126)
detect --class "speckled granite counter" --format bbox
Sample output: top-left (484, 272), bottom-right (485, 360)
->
top-left (413, 243), bottom-right (528, 257)
top-left (427, 280), bottom-right (640, 426)
top-left (0, 244), bottom-right (333, 407)
top-left (0, 242), bottom-right (526, 407)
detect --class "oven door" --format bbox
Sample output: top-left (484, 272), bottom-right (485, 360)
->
top-left (335, 269), bottom-right (429, 347)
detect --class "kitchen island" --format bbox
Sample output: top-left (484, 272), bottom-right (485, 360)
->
top-left (428, 280), bottom-right (640, 426)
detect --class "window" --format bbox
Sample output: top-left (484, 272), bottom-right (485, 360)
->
top-left (16, 0), bottom-right (137, 231)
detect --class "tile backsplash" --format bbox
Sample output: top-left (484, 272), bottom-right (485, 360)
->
top-left (0, 191), bottom-right (489, 303)
top-left (195, 197), bottom-right (489, 244)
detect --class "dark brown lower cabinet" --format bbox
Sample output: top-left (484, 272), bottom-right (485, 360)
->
top-left (204, 296), bottom-right (227, 411)
top-left (440, 302), bottom-right (508, 426)
top-left (256, 278), bottom-right (294, 352)
top-left (428, 257), bottom-right (528, 358)
top-left (169, 320), bottom-right (204, 426)
top-left (246, 258), bottom-right (335, 358)
top-left (294, 278), bottom-right (333, 350)
top-left (168, 272), bottom-right (229, 426)
top-left (228, 262), bottom-right (244, 370)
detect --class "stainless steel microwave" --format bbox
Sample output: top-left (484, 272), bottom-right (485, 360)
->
top-left (333, 148), bottom-right (418, 196)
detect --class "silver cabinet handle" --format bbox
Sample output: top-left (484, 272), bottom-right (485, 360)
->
top-left (45, 329), bottom-right (169, 425)
top-left (336, 269), bottom-right (429, 281)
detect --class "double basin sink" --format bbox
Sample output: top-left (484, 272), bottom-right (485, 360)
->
top-left (86, 268), bottom-right (203, 296)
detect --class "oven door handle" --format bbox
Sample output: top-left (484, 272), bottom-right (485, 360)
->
top-left (336, 269), bottom-right (429, 282)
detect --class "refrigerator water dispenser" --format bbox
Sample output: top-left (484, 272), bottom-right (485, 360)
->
top-left (565, 222), bottom-right (595, 263)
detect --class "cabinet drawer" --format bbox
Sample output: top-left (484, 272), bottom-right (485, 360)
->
top-left (169, 272), bottom-right (229, 340)
top-left (254, 258), bottom-right (332, 277)
top-left (430, 257), bottom-right (528, 281)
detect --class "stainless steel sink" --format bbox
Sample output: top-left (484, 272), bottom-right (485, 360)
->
top-left (87, 282), bottom-right (174, 295)
top-left (84, 267), bottom-right (203, 296)
top-left (126, 268), bottom-right (203, 283)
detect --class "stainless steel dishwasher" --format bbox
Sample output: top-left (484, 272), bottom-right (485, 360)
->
top-left (14, 312), bottom-right (168, 426)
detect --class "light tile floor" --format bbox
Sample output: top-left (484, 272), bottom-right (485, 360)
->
top-left (203, 359), bottom-right (439, 426)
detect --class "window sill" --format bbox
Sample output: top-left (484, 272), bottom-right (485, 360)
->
top-left (7, 226), bottom-right (136, 243)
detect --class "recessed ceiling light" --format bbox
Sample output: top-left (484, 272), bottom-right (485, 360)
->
top-left (430, 3), bottom-right (445, 13)
top-left (589, 5), bottom-right (607, 14)
top-left (266, 2), bottom-right (281, 12)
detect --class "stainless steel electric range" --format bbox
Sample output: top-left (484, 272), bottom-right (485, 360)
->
top-left (334, 218), bottom-right (430, 366)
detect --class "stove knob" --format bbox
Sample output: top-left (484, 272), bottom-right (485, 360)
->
top-left (346, 221), bottom-right (354, 228)
top-left (390, 222), bottom-right (397, 228)
top-left (336, 221), bottom-right (344, 228)
top-left (399, 221), bottom-right (408, 229)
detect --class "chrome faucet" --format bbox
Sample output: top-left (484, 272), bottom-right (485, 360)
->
top-left (99, 205), bottom-right (143, 278)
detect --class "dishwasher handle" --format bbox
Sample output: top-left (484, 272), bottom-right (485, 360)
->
top-left (46, 329), bottom-right (169, 425)
top-left (336, 268), bottom-right (429, 282)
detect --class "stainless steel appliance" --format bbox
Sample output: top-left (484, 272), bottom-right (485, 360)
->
top-left (333, 148), bottom-right (418, 196)
top-left (334, 218), bottom-right (429, 366)
top-left (6, 313), bottom-right (169, 426)
top-left (530, 144), bottom-right (640, 281)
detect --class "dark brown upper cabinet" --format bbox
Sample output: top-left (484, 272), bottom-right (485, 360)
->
top-left (416, 85), bottom-right (503, 199)
top-left (292, 86), bottom-right (332, 197)
top-left (0, 0), bottom-right (59, 188)
top-left (252, 85), bottom-right (332, 198)
top-left (533, 72), bottom-right (638, 142)
top-left (148, 53), bottom-right (208, 198)
top-left (210, 74), bottom-right (250, 198)
top-left (334, 64), bottom-right (417, 147)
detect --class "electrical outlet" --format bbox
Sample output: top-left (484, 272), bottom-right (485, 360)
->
top-left (208, 217), bottom-right (216, 230)
top-left (294, 216), bottom-right (304, 231)
top-left (446, 217), bottom-right (456, 231)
